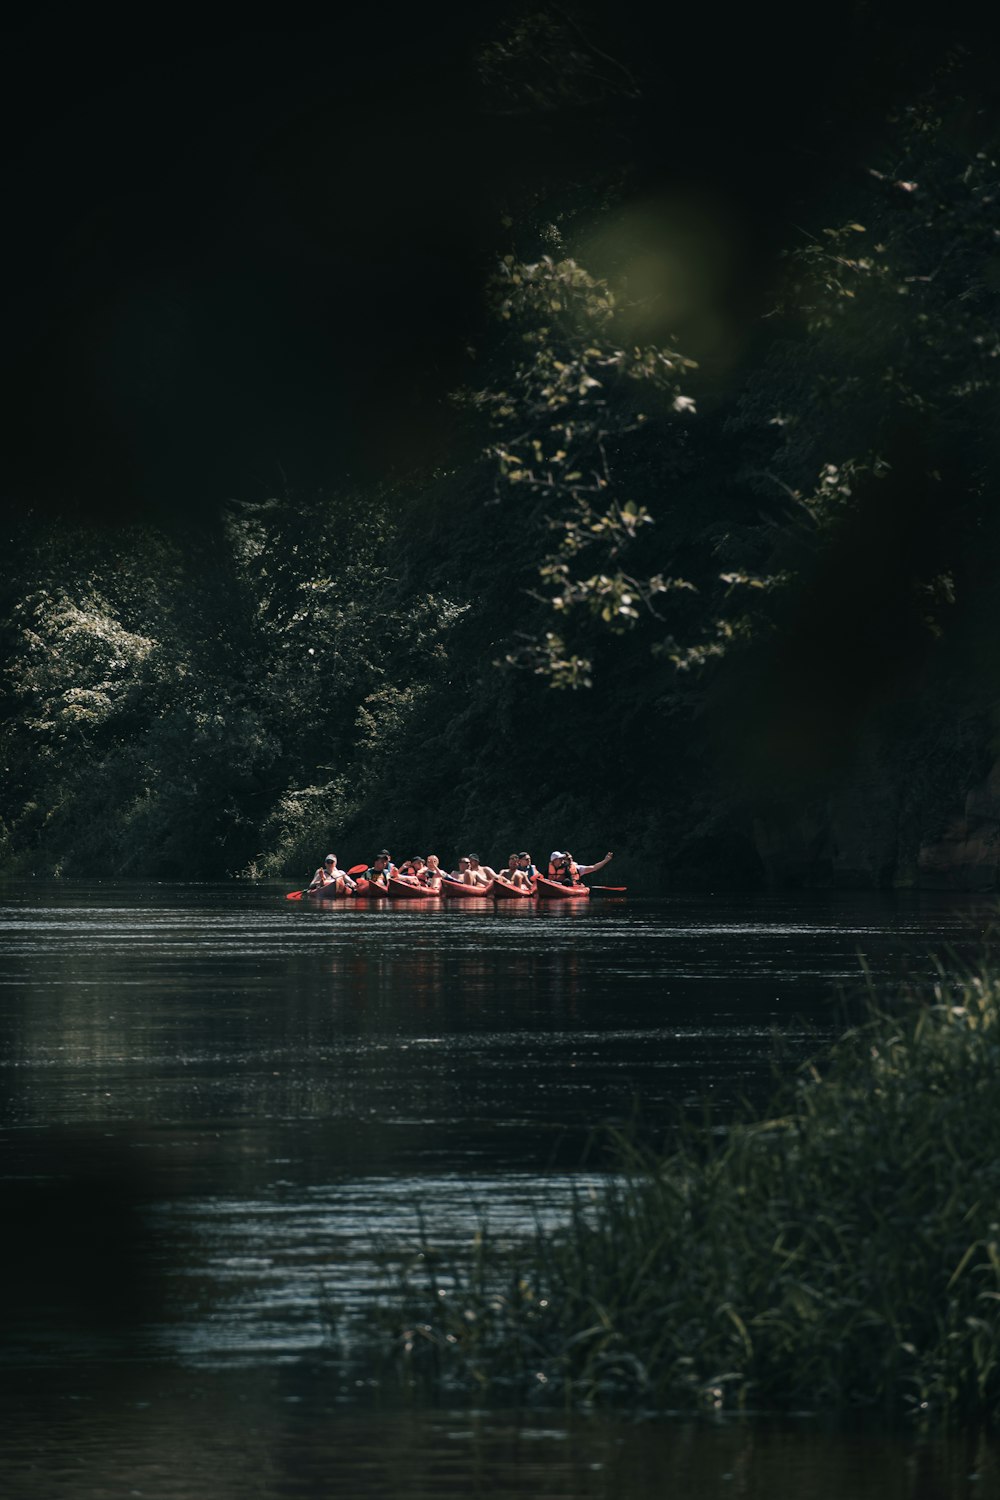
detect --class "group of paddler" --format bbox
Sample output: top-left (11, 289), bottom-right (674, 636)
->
top-left (304, 847), bottom-right (614, 897)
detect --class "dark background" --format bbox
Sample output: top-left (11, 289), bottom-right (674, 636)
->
top-left (4, 8), bottom-right (983, 526)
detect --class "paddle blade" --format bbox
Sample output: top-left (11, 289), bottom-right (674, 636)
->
top-left (347, 864), bottom-right (368, 876)
top-left (285, 890), bottom-right (304, 901)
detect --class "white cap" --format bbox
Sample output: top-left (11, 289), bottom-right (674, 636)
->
top-left (549, 850), bottom-right (564, 862)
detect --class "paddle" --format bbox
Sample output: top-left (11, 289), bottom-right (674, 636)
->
top-left (286, 864), bottom-right (370, 900)
top-left (587, 884), bottom-right (628, 893)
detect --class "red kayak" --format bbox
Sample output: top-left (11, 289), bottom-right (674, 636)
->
top-left (492, 876), bottom-right (536, 900)
top-left (386, 875), bottom-right (441, 900)
top-left (441, 877), bottom-right (495, 899)
top-left (534, 876), bottom-right (590, 900)
top-left (309, 877), bottom-right (376, 898)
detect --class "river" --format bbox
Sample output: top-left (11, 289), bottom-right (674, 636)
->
top-left (1, 880), bottom-right (997, 1497)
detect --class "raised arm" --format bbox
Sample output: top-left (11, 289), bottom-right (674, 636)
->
top-left (577, 852), bottom-right (613, 876)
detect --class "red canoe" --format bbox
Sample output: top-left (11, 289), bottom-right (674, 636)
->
top-left (534, 876), bottom-right (591, 900)
top-left (492, 876), bottom-right (536, 900)
top-left (386, 875), bottom-right (441, 900)
top-left (441, 877), bottom-right (495, 899)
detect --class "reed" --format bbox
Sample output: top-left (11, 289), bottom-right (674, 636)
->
top-left (376, 962), bottom-right (1000, 1420)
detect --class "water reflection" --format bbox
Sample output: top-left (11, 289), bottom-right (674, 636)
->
top-left (1, 1381), bottom-right (998, 1499)
top-left (1, 882), bottom-right (997, 1496)
top-left (5, 887), bottom-right (989, 1148)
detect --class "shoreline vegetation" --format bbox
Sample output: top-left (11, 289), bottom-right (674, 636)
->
top-left (4, 47), bottom-right (1000, 894)
top-left (375, 958), bottom-right (1000, 1424)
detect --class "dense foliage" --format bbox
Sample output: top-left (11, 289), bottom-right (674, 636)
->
top-left (3, 25), bottom-right (1000, 886)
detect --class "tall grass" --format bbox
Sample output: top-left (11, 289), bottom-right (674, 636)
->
top-left (377, 964), bottom-right (1000, 1420)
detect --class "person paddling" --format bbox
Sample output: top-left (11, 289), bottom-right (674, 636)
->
top-left (364, 853), bottom-right (391, 889)
top-left (467, 853), bottom-right (497, 886)
top-left (308, 854), bottom-right (356, 896)
top-left (308, 855), bottom-right (337, 894)
top-left (500, 852), bottom-right (533, 890)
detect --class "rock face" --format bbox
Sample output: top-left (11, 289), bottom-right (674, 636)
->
top-left (751, 737), bottom-right (903, 889)
top-left (752, 754), bottom-right (1000, 891)
top-left (917, 758), bottom-right (1000, 891)
top-left (752, 810), bottom-right (834, 888)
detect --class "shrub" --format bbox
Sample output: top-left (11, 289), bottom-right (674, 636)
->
top-left (378, 962), bottom-right (1000, 1422)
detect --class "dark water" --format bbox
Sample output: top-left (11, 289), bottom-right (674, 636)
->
top-left (1, 880), bottom-right (997, 1497)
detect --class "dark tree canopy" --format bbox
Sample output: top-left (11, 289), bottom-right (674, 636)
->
top-left (3, 11), bottom-right (1000, 889)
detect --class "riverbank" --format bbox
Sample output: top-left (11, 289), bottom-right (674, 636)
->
top-left (380, 957), bottom-right (1000, 1423)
